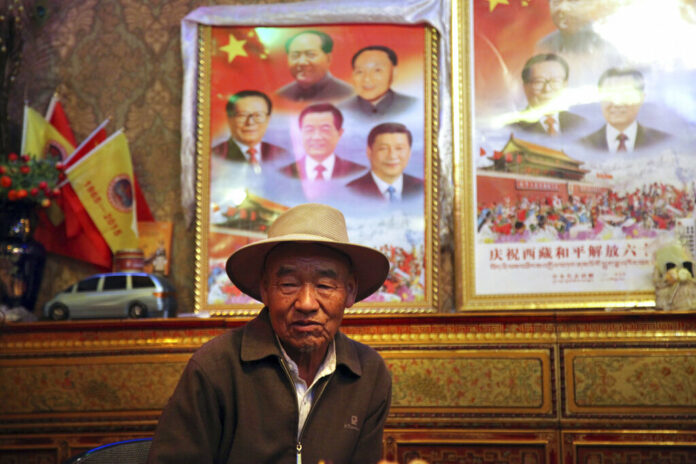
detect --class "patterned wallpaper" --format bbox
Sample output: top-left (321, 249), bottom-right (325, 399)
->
top-left (11, 0), bottom-right (454, 315)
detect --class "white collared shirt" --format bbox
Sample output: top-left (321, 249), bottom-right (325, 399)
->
top-left (234, 140), bottom-right (262, 163)
top-left (371, 172), bottom-right (403, 201)
top-left (277, 337), bottom-right (337, 439)
top-left (606, 121), bottom-right (638, 153)
top-left (305, 154), bottom-right (336, 180)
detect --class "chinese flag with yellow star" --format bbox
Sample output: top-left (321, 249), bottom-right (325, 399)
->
top-left (65, 130), bottom-right (139, 254)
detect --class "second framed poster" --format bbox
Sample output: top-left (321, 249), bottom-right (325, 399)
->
top-left (455, 0), bottom-right (696, 310)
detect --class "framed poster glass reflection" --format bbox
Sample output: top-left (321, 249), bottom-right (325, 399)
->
top-left (195, 23), bottom-right (439, 316)
top-left (454, 0), bottom-right (696, 310)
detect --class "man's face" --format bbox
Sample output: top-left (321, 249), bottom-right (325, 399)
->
top-left (352, 50), bottom-right (395, 103)
top-left (523, 60), bottom-right (567, 109)
top-left (599, 75), bottom-right (644, 131)
top-left (549, 0), bottom-right (591, 34)
top-left (300, 111), bottom-right (343, 162)
top-left (287, 33), bottom-right (332, 88)
top-left (228, 96), bottom-right (270, 146)
top-left (367, 132), bottom-right (412, 184)
top-left (260, 243), bottom-right (357, 357)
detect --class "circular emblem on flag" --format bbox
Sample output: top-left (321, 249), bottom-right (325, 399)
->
top-left (107, 175), bottom-right (134, 212)
top-left (45, 140), bottom-right (68, 159)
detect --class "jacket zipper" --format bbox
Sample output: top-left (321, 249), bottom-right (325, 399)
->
top-left (278, 356), bottom-right (334, 464)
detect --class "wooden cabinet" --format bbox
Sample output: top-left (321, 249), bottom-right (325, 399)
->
top-left (1, 311), bottom-right (695, 463)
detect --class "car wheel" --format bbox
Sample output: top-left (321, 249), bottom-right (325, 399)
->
top-left (49, 303), bottom-right (69, 321)
top-left (128, 302), bottom-right (148, 318)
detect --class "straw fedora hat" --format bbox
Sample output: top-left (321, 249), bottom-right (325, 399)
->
top-left (225, 203), bottom-right (390, 302)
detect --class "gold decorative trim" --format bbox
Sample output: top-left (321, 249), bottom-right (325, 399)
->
top-left (194, 25), bottom-right (212, 313)
top-left (0, 337), bottom-right (214, 352)
top-left (559, 329), bottom-right (696, 341)
top-left (425, 25), bottom-right (440, 313)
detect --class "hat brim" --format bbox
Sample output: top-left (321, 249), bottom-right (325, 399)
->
top-left (225, 234), bottom-right (390, 303)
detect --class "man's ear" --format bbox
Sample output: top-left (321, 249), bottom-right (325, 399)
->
top-left (344, 274), bottom-right (358, 309)
top-left (259, 277), bottom-right (269, 306)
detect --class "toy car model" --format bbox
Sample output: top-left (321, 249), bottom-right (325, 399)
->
top-left (43, 272), bottom-right (176, 320)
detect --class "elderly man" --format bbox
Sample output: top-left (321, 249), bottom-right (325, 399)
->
top-left (509, 53), bottom-right (586, 136)
top-left (276, 30), bottom-right (354, 102)
top-left (579, 68), bottom-right (670, 152)
top-left (537, 0), bottom-right (610, 54)
top-left (346, 122), bottom-right (423, 202)
top-left (280, 103), bottom-right (366, 181)
top-left (148, 203), bottom-right (392, 464)
top-left (212, 90), bottom-right (289, 166)
top-left (341, 45), bottom-right (418, 119)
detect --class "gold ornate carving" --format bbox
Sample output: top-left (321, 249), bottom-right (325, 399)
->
top-left (565, 348), bottom-right (696, 414)
top-left (384, 349), bottom-right (552, 413)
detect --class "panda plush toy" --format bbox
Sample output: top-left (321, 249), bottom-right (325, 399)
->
top-left (653, 241), bottom-right (696, 310)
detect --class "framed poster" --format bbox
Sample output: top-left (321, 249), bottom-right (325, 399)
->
top-left (454, 0), bottom-right (696, 310)
top-left (182, 4), bottom-right (446, 316)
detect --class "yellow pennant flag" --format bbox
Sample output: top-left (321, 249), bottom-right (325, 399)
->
top-left (65, 131), bottom-right (139, 253)
top-left (21, 105), bottom-right (75, 159)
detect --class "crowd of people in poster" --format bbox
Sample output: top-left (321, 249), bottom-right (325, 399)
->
top-left (206, 26), bottom-right (428, 305)
top-left (473, 0), bottom-right (696, 295)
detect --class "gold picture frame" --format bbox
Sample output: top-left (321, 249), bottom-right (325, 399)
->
top-left (453, 0), bottom-right (696, 311)
top-left (188, 19), bottom-right (441, 316)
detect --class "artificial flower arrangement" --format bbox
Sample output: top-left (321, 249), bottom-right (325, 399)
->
top-left (0, 152), bottom-right (63, 207)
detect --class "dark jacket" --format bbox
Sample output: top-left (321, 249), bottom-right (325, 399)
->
top-left (341, 89), bottom-right (418, 120)
top-left (579, 123), bottom-right (671, 151)
top-left (279, 156), bottom-right (366, 180)
top-left (212, 139), bottom-right (290, 164)
top-left (509, 110), bottom-right (587, 136)
top-left (346, 172), bottom-right (424, 201)
top-left (276, 73), bottom-right (354, 102)
top-left (148, 308), bottom-right (392, 464)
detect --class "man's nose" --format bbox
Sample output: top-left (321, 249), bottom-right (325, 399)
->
top-left (295, 53), bottom-right (309, 65)
top-left (295, 284), bottom-right (320, 311)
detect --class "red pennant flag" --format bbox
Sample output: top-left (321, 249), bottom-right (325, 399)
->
top-left (45, 93), bottom-right (78, 148)
top-left (480, 147), bottom-right (486, 156)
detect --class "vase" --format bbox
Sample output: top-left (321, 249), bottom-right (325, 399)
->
top-left (0, 203), bottom-right (46, 311)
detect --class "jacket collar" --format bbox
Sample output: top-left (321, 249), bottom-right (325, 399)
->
top-left (240, 307), bottom-right (362, 377)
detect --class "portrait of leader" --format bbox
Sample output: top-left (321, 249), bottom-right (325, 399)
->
top-left (346, 122), bottom-right (423, 202)
top-left (536, 0), bottom-right (615, 55)
top-left (508, 53), bottom-right (587, 137)
top-left (211, 90), bottom-right (289, 165)
top-left (279, 103), bottom-right (366, 180)
top-left (340, 45), bottom-right (418, 119)
top-left (276, 30), bottom-right (354, 103)
top-left (579, 68), bottom-right (671, 153)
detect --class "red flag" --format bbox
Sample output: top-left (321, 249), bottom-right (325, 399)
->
top-left (45, 93), bottom-right (77, 148)
top-left (133, 175), bottom-right (153, 221)
top-left (34, 119), bottom-right (113, 269)
top-left (505, 152), bottom-right (512, 162)
top-left (493, 150), bottom-right (503, 160)
top-left (479, 147), bottom-right (486, 156)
